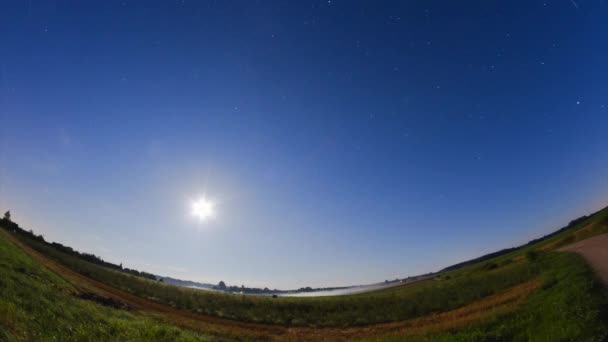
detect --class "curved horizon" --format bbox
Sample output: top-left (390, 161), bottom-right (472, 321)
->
top-left (1, 1), bottom-right (608, 289)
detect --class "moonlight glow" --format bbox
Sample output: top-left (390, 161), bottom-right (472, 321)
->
top-left (191, 197), bottom-right (215, 222)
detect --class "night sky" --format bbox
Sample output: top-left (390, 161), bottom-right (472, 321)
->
top-left (1, 1), bottom-right (607, 288)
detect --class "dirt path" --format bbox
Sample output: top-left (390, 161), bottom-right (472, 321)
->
top-left (3, 230), bottom-right (538, 341)
top-left (559, 233), bottom-right (608, 285)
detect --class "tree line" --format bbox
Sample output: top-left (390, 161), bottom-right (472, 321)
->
top-left (440, 212), bottom-right (597, 272)
top-left (0, 211), bottom-right (157, 281)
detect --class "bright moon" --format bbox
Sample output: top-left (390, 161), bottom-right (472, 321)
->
top-left (191, 197), bottom-right (215, 222)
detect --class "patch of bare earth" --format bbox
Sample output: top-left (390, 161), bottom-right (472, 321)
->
top-left (559, 233), bottom-right (608, 285)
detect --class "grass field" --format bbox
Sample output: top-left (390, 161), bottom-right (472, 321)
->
top-left (1, 206), bottom-right (607, 340)
top-left (0, 231), bottom-right (224, 341)
top-left (7, 235), bottom-right (541, 327)
top-left (374, 252), bottom-right (608, 341)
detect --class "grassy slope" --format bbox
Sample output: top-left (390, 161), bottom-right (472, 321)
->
top-left (14, 234), bottom-right (540, 327)
top-left (9, 206), bottom-right (608, 328)
top-left (375, 252), bottom-right (608, 341)
top-left (0, 232), bottom-right (221, 341)
top-left (1, 205), bottom-right (607, 340)
top-left (371, 206), bottom-right (608, 341)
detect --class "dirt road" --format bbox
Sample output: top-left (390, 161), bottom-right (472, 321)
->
top-left (559, 233), bottom-right (608, 285)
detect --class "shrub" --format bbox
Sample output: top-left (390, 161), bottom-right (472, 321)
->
top-left (499, 259), bottom-right (513, 267)
top-left (482, 262), bottom-right (498, 271)
top-left (526, 250), bottom-right (539, 262)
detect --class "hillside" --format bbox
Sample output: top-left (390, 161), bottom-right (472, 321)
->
top-left (0, 230), bottom-right (224, 341)
top-left (441, 211), bottom-right (600, 272)
top-left (1, 205), bottom-right (608, 340)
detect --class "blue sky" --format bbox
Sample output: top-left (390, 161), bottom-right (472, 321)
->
top-left (1, 1), bottom-right (607, 289)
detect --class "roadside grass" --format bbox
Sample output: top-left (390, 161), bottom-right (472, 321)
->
top-left (433, 207), bottom-right (608, 284)
top-left (362, 278), bottom-right (541, 339)
top-left (0, 232), bottom-right (224, 341)
top-left (371, 252), bottom-right (608, 341)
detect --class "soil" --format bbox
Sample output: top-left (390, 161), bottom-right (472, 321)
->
top-left (559, 233), bottom-right (608, 286)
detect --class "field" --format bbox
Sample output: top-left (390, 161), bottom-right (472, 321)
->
top-left (1, 206), bottom-right (608, 340)
top-left (0, 231), bottom-right (222, 341)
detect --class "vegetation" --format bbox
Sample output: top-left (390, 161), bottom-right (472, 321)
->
top-left (0, 216), bottom-right (158, 281)
top-left (5, 229), bottom-right (541, 327)
top-left (0, 205), bottom-right (606, 340)
top-left (372, 252), bottom-right (608, 341)
top-left (2, 206), bottom-right (607, 329)
top-left (0, 231), bottom-right (221, 341)
top-left (440, 211), bottom-right (601, 272)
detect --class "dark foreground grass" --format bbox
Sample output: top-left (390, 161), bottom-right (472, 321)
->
top-left (0, 232), bottom-right (222, 341)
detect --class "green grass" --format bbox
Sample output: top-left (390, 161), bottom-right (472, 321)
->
top-left (5, 205), bottom-right (608, 329)
top-left (10, 206), bottom-right (607, 329)
top-left (432, 206), bottom-right (608, 282)
top-left (15, 233), bottom-right (541, 327)
top-left (0, 232), bottom-right (222, 341)
top-left (1, 205), bottom-right (607, 340)
top-left (374, 252), bottom-right (608, 342)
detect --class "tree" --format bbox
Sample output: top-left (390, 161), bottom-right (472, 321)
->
top-left (3, 211), bottom-right (10, 221)
top-left (218, 281), bottom-right (227, 290)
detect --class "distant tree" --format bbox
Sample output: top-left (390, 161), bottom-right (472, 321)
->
top-left (3, 211), bottom-right (10, 221)
top-left (218, 281), bottom-right (227, 290)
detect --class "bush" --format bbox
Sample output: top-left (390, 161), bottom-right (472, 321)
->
top-left (526, 250), bottom-right (539, 262)
top-left (482, 262), bottom-right (498, 271)
top-left (557, 235), bottom-right (575, 247)
top-left (499, 259), bottom-right (513, 267)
